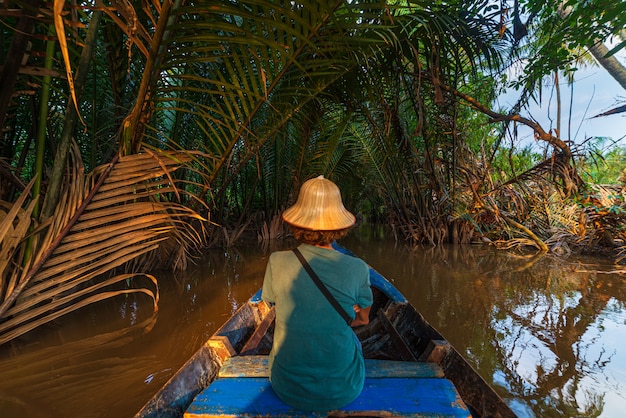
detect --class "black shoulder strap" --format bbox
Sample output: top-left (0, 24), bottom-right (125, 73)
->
top-left (292, 248), bottom-right (352, 326)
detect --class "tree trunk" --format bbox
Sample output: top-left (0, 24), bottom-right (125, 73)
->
top-left (556, 4), bottom-right (626, 91)
top-left (41, 12), bottom-right (102, 220)
top-left (554, 71), bottom-right (561, 137)
top-left (0, 0), bottom-right (39, 131)
top-left (587, 41), bottom-right (626, 91)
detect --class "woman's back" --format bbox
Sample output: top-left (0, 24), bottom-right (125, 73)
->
top-left (262, 244), bottom-right (372, 411)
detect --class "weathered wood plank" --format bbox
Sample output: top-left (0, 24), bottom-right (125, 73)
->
top-left (365, 359), bottom-right (444, 378)
top-left (210, 303), bottom-right (260, 354)
top-left (239, 306), bottom-right (276, 356)
top-left (219, 356), bottom-right (444, 379)
top-left (207, 335), bottom-right (236, 360)
top-left (185, 377), bottom-right (470, 417)
top-left (218, 355), bottom-right (268, 378)
top-left (418, 339), bottom-right (451, 363)
top-left (376, 309), bottom-right (418, 362)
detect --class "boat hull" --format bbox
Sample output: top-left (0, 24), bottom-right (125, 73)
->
top-left (136, 248), bottom-right (515, 418)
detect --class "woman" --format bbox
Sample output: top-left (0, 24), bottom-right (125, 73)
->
top-left (261, 175), bottom-right (373, 411)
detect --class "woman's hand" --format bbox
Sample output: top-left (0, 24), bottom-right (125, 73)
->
top-left (350, 304), bottom-right (371, 327)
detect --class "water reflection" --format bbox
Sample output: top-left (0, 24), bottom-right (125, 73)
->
top-left (342, 228), bottom-right (626, 418)
top-left (0, 227), bottom-right (624, 417)
top-left (491, 269), bottom-right (625, 417)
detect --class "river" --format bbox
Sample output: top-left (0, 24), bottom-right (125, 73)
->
top-left (0, 225), bottom-right (624, 417)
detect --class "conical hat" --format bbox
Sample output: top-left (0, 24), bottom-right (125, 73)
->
top-left (282, 175), bottom-right (356, 231)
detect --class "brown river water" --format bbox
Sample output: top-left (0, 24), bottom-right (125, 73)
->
top-left (0, 225), bottom-right (625, 417)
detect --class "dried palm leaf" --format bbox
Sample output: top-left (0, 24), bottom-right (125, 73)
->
top-left (0, 143), bottom-right (208, 345)
top-left (0, 180), bottom-right (36, 300)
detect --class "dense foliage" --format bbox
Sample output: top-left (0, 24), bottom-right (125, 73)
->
top-left (0, 0), bottom-right (625, 343)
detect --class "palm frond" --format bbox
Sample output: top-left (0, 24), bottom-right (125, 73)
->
top-left (0, 143), bottom-right (208, 344)
top-left (154, 1), bottom-right (356, 170)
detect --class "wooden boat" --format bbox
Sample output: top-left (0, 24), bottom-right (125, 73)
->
top-left (136, 246), bottom-right (516, 418)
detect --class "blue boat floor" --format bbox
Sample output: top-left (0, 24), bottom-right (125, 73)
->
top-left (185, 357), bottom-right (470, 417)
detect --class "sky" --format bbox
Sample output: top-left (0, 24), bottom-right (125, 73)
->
top-left (496, 50), bottom-right (626, 154)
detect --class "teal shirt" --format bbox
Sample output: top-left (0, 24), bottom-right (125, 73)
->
top-left (261, 244), bottom-right (373, 411)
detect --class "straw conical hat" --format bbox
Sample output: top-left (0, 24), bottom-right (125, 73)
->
top-left (282, 175), bottom-right (356, 230)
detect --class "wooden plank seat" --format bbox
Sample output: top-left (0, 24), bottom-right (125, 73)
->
top-left (219, 355), bottom-right (445, 379)
top-left (185, 357), bottom-right (469, 417)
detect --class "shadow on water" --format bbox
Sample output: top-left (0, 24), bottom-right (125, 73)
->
top-left (0, 225), bottom-right (624, 417)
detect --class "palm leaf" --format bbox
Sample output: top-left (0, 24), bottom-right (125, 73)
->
top-left (0, 0), bottom-right (512, 340)
top-left (0, 180), bottom-right (37, 299)
top-left (0, 143), bottom-right (208, 344)
top-left (148, 1), bottom-right (405, 179)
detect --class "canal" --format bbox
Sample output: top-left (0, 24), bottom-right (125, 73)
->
top-left (0, 225), bottom-right (624, 417)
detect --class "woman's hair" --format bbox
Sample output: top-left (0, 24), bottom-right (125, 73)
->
top-left (289, 225), bottom-right (351, 246)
